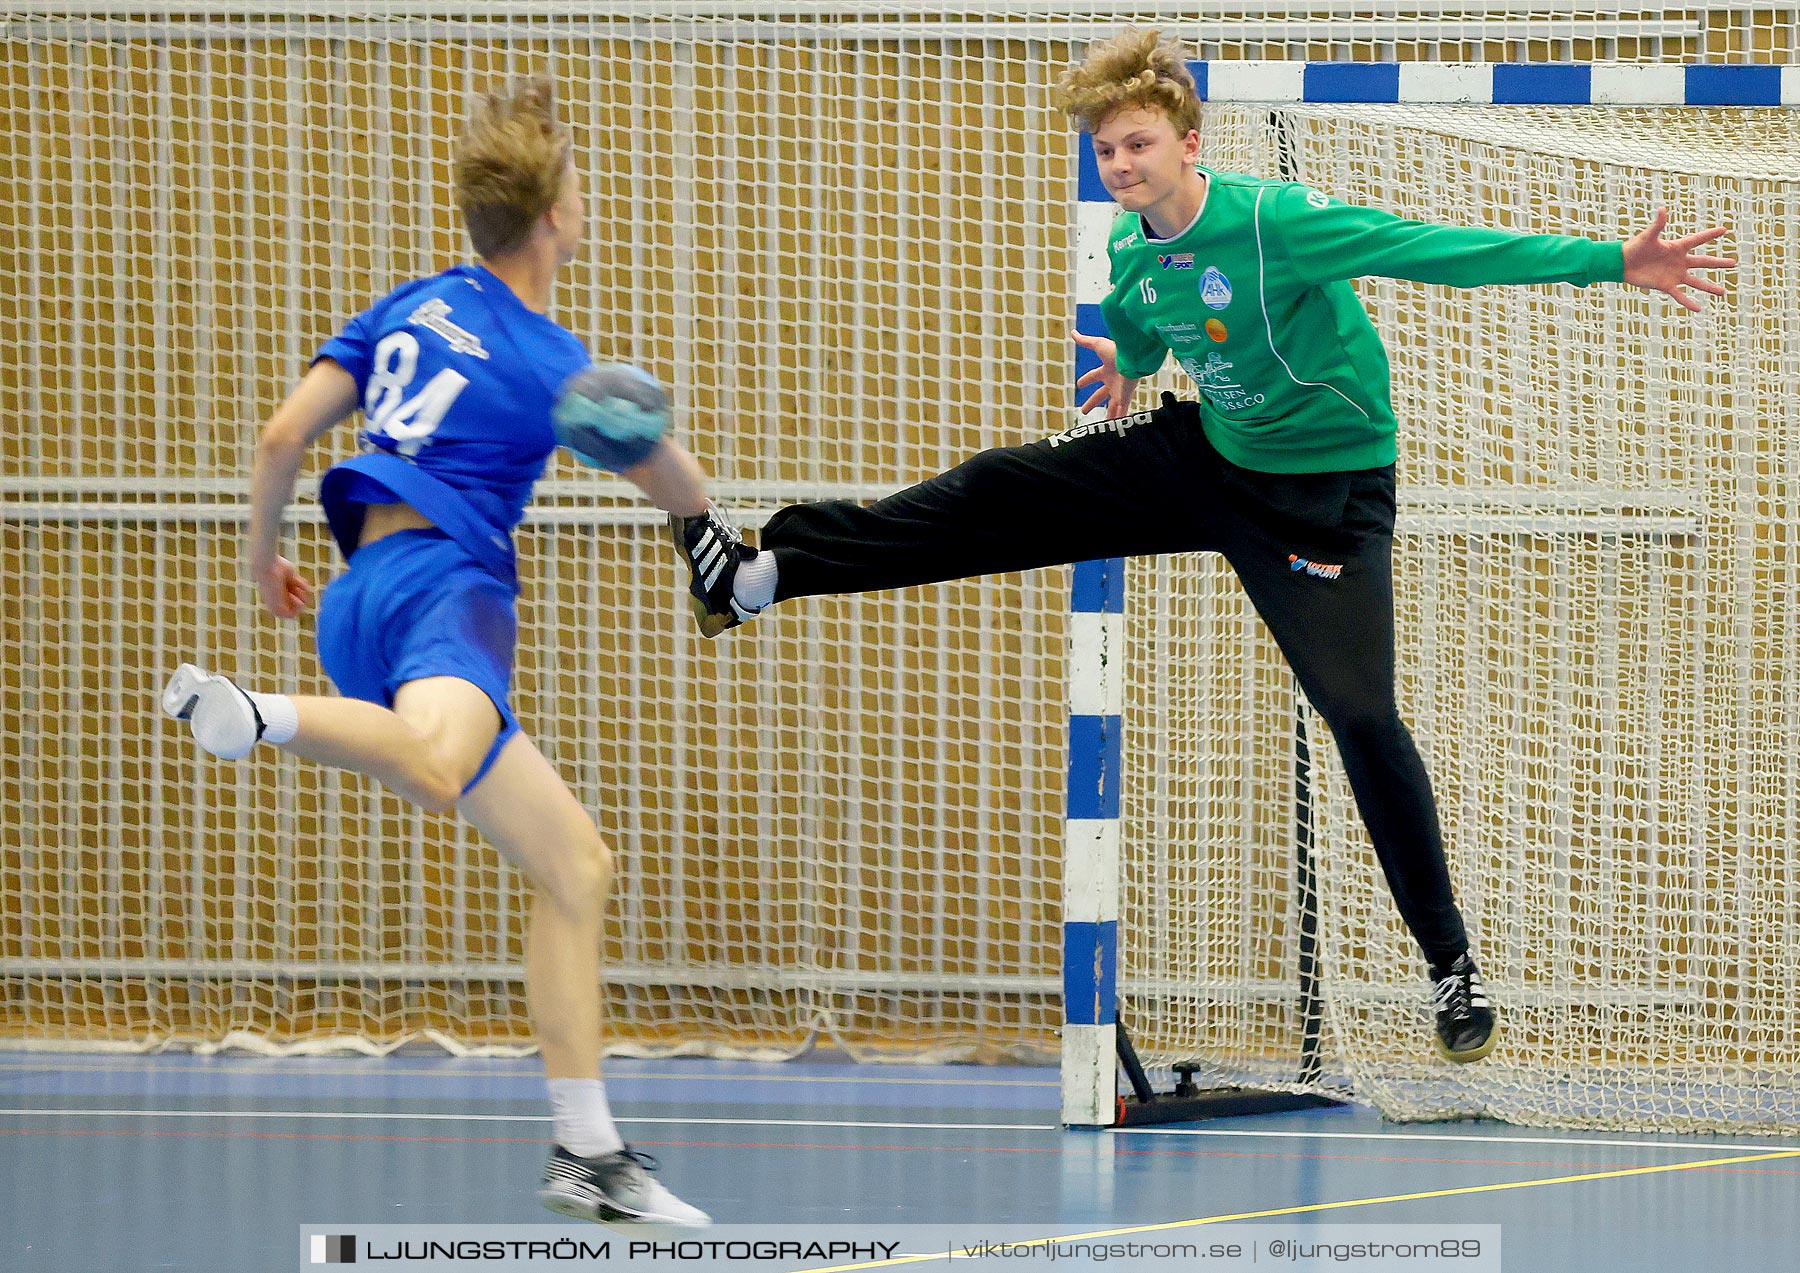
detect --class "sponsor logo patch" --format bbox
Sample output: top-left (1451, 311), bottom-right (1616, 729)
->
top-left (1177, 351), bottom-right (1265, 412)
top-left (1289, 554), bottom-right (1343, 580)
top-left (1199, 266), bottom-right (1233, 310)
top-left (1204, 319), bottom-right (1228, 343)
top-left (406, 298), bottom-right (489, 360)
top-left (1157, 252), bottom-right (1195, 270)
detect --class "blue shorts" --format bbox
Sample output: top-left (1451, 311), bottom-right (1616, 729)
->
top-left (314, 528), bottom-right (519, 793)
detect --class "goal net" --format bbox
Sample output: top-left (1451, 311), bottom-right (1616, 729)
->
top-left (4, 4), bottom-right (1798, 1132)
top-left (1114, 101), bottom-right (1800, 1131)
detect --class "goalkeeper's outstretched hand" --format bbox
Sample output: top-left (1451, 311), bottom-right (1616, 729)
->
top-left (1072, 328), bottom-right (1142, 419)
top-left (1622, 209), bottom-right (1736, 312)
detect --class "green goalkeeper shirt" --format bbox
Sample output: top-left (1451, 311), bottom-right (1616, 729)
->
top-left (1098, 166), bottom-right (1626, 474)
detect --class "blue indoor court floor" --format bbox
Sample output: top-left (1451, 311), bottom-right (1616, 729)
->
top-left (2, 1053), bottom-right (1796, 1272)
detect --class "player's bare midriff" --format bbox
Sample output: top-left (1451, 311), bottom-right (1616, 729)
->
top-left (356, 499), bottom-right (437, 549)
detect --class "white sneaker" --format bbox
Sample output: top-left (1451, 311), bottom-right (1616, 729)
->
top-left (160, 664), bottom-right (264, 760)
top-left (539, 1145), bottom-right (711, 1227)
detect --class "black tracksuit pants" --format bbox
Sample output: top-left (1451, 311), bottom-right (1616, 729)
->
top-left (760, 395), bottom-right (1470, 970)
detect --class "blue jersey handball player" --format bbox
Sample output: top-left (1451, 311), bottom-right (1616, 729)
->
top-left (159, 79), bottom-right (720, 1227)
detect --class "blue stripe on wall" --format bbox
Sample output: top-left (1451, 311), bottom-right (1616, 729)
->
top-left (1492, 63), bottom-right (1593, 104)
top-left (1305, 61), bottom-right (1401, 103)
top-left (1073, 302), bottom-right (1108, 400)
top-left (1067, 712), bottom-right (1122, 820)
top-left (1062, 920), bottom-right (1118, 1025)
top-left (1071, 557), bottom-right (1124, 614)
top-left (1077, 139), bottom-right (1108, 203)
top-left (1074, 300), bottom-right (1108, 335)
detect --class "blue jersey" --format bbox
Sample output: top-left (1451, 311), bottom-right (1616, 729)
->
top-left (313, 263), bottom-right (590, 588)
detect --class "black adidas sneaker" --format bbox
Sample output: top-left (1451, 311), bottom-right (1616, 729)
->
top-left (1432, 952), bottom-right (1498, 1063)
top-left (668, 503), bottom-right (762, 638)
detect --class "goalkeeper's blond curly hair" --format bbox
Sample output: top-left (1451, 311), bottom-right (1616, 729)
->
top-left (454, 76), bottom-right (573, 259)
top-left (1054, 29), bottom-right (1201, 138)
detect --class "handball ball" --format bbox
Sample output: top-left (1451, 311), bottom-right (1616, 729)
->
top-left (553, 363), bottom-right (670, 471)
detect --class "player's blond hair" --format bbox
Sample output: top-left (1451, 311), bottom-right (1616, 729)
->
top-left (1054, 29), bottom-right (1201, 138)
top-left (453, 77), bottom-right (573, 259)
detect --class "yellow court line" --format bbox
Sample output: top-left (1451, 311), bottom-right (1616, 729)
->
top-left (800, 1147), bottom-right (1800, 1272)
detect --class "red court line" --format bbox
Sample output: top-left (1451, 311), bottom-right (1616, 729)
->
top-left (4, 1125), bottom-right (1794, 1175)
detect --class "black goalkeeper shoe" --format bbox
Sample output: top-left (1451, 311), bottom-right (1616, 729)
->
top-left (1432, 952), bottom-right (1498, 1063)
top-left (668, 503), bottom-right (761, 638)
top-left (538, 1144), bottom-right (710, 1226)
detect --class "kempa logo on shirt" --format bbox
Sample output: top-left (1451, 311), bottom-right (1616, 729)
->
top-left (1289, 554), bottom-right (1344, 580)
top-left (1112, 231), bottom-right (1141, 251)
top-left (1046, 411), bottom-right (1151, 448)
top-left (1199, 266), bottom-right (1232, 310)
top-left (407, 299), bottom-right (490, 360)
top-left (1157, 252), bottom-right (1195, 270)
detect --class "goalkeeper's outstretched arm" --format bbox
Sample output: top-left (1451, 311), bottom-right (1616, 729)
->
top-left (1279, 188), bottom-right (1736, 311)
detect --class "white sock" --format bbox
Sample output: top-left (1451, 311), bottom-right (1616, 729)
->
top-left (547, 1077), bottom-right (624, 1158)
top-left (733, 551), bottom-right (778, 611)
top-left (243, 690), bottom-right (299, 745)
